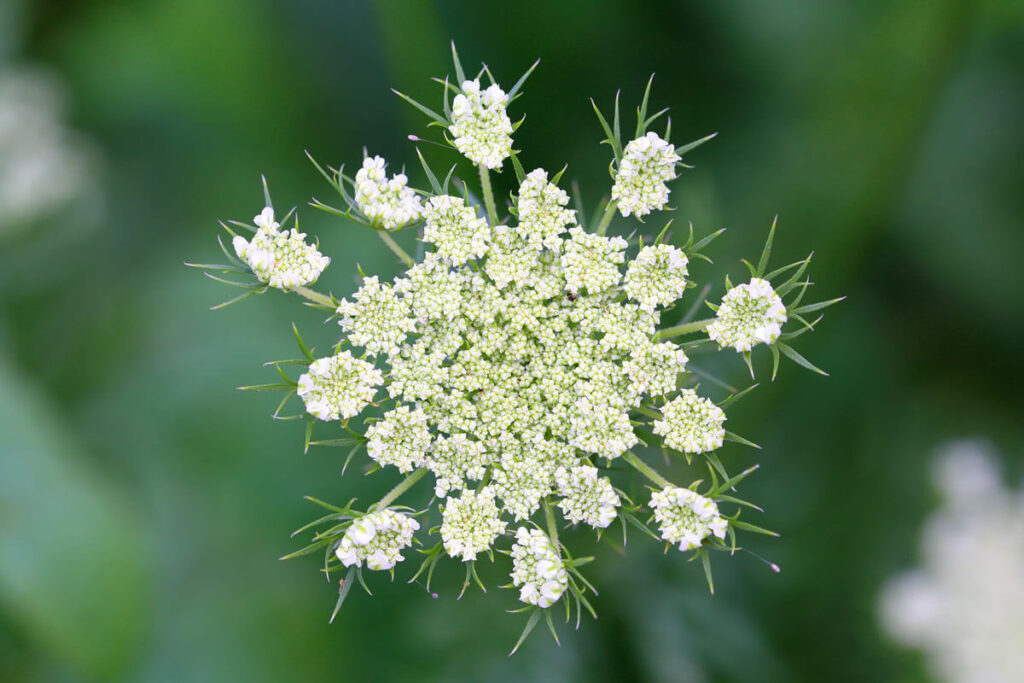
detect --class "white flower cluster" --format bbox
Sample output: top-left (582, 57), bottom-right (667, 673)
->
top-left (440, 487), bottom-right (507, 561)
top-left (232, 207), bottom-right (330, 291)
top-left (707, 277), bottom-right (787, 352)
top-left (516, 168), bottom-right (577, 250)
top-left (554, 465), bottom-right (621, 528)
top-left (297, 350), bottom-right (382, 421)
top-left (611, 132), bottom-right (681, 218)
top-left (561, 226), bottom-right (627, 295)
top-left (422, 194), bottom-right (490, 265)
top-left (365, 405), bottom-right (431, 473)
top-left (354, 155), bottom-right (422, 230)
top-left (624, 244), bottom-right (690, 311)
top-left (335, 509), bottom-right (420, 571)
top-left (510, 527), bottom-right (568, 608)
top-left (650, 486), bottom-right (728, 551)
top-left (336, 276), bottom-right (415, 356)
top-left (879, 440), bottom-right (1024, 683)
top-left (449, 79), bottom-right (513, 170)
top-left (653, 389), bottom-right (726, 454)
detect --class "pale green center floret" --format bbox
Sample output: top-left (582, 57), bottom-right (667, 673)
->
top-left (624, 244), bottom-right (690, 311)
top-left (232, 207), bottom-right (330, 291)
top-left (561, 226), bottom-right (627, 295)
top-left (440, 486), bottom-right (508, 561)
top-left (554, 465), bottom-right (621, 528)
top-left (297, 351), bottom-right (383, 422)
top-left (335, 509), bottom-right (420, 571)
top-left (354, 155), bottom-right (423, 230)
top-left (515, 168), bottom-right (577, 250)
top-left (707, 277), bottom-right (788, 352)
top-left (510, 527), bottom-right (568, 608)
top-left (611, 132), bottom-right (681, 218)
top-left (493, 452), bottom-right (556, 521)
top-left (624, 341), bottom-right (689, 397)
top-left (336, 275), bottom-right (416, 356)
top-left (449, 79), bottom-right (513, 170)
top-left (484, 225), bottom-right (540, 289)
top-left (653, 389), bottom-right (726, 454)
top-left (649, 487), bottom-right (728, 551)
top-left (365, 405), bottom-right (431, 473)
top-left (426, 433), bottom-right (492, 498)
top-left (422, 194), bottom-right (491, 265)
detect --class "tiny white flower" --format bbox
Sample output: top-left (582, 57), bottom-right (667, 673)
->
top-left (649, 486), bottom-right (728, 551)
top-left (334, 509), bottom-right (419, 571)
top-left (653, 389), bottom-right (726, 454)
top-left (449, 79), bottom-right (513, 169)
top-left (233, 206), bottom-right (330, 291)
top-left (707, 277), bottom-right (787, 352)
top-left (440, 486), bottom-right (507, 561)
top-left (623, 244), bottom-right (689, 311)
top-left (510, 527), bottom-right (568, 608)
top-left (354, 155), bottom-right (423, 230)
top-left (296, 351), bottom-right (383, 422)
top-left (422, 194), bottom-right (490, 265)
top-left (554, 465), bottom-right (621, 528)
top-left (611, 132), bottom-right (681, 218)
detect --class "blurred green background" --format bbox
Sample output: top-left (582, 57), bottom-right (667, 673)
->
top-left (2, 0), bottom-right (1022, 680)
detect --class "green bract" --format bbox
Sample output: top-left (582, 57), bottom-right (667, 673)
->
top-left (189, 43), bottom-right (841, 651)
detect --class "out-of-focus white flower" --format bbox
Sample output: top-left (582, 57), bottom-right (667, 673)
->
top-left (611, 132), bottom-right (680, 218)
top-left (623, 244), bottom-right (689, 311)
top-left (510, 527), bottom-right (568, 608)
top-left (297, 351), bottom-right (383, 421)
top-left (365, 405), bottom-right (431, 473)
top-left (516, 168), bottom-right (576, 250)
top-left (233, 206), bottom-right (330, 291)
top-left (879, 439), bottom-right (1024, 683)
top-left (449, 79), bottom-right (513, 169)
top-left (554, 465), bottom-right (621, 528)
top-left (335, 509), bottom-right (419, 571)
top-left (354, 155), bottom-right (422, 230)
top-left (0, 67), bottom-right (97, 236)
top-left (653, 389), bottom-right (725, 454)
top-left (422, 194), bottom-right (490, 265)
top-left (440, 486), bottom-right (507, 561)
top-left (650, 486), bottom-right (727, 551)
top-left (707, 277), bottom-right (787, 352)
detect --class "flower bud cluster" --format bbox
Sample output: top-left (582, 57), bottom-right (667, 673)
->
top-left (336, 276), bottom-right (416, 356)
top-left (297, 351), bottom-right (382, 421)
top-left (422, 194), bottom-right (490, 265)
top-left (354, 155), bottom-right (422, 230)
top-left (650, 487), bottom-right (728, 551)
top-left (365, 405), bottom-right (431, 473)
top-left (449, 79), bottom-right (513, 170)
top-left (653, 389), bottom-right (726, 454)
top-left (624, 244), bottom-right (689, 311)
top-left (554, 465), bottom-right (621, 528)
top-left (510, 528), bottom-right (568, 608)
top-left (232, 207), bottom-right (330, 290)
top-left (440, 486), bottom-right (507, 561)
top-left (335, 509), bottom-right (420, 571)
top-left (707, 277), bottom-right (787, 352)
top-left (611, 132), bottom-right (681, 218)
top-left (516, 168), bottom-right (577, 250)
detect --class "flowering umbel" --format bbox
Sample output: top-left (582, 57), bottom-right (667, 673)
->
top-left (190, 42), bottom-right (842, 650)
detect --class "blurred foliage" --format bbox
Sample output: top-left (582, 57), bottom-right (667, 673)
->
top-left (1, 0), bottom-right (1022, 680)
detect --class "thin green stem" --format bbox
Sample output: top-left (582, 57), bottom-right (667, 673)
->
top-left (660, 317), bottom-right (714, 339)
top-left (374, 468), bottom-right (426, 510)
top-left (377, 231), bottom-right (416, 268)
top-left (292, 286), bottom-right (335, 308)
top-left (634, 405), bottom-right (661, 420)
top-left (478, 164), bottom-right (499, 226)
top-left (543, 498), bottom-right (560, 551)
top-left (623, 451), bottom-right (672, 488)
top-left (594, 200), bottom-right (617, 236)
